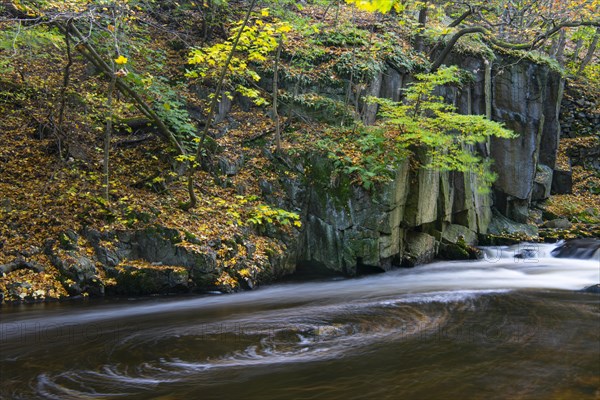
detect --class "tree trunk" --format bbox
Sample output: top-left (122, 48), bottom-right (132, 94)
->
top-left (484, 59), bottom-right (492, 120)
top-left (577, 27), bottom-right (599, 75)
top-left (414, 6), bottom-right (428, 52)
top-left (273, 35), bottom-right (282, 153)
top-left (484, 59), bottom-right (492, 154)
top-left (571, 38), bottom-right (584, 62)
top-left (104, 69), bottom-right (117, 203)
top-left (430, 27), bottom-right (487, 71)
top-left (56, 29), bottom-right (73, 140)
top-left (56, 22), bottom-right (187, 157)
top-left (183, 0), bottom-right (258, 210)
top-left (550, 29), bottom-right (566, 66)
top-left (555, 33), bottom-right (566, 66)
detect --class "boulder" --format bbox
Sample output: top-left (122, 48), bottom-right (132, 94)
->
top-left (551, 238), bottom-right (600, 260)
top-left (441, 224), bottom-right (478, 246)
top-left (403, 232), bottom-right (436, 267)
top-left (551, 168), bottom-right (573, 194)
top-left (581, 284), bottom-right (600, 294)
top-left (440, 243), bottom-right (481, 260)
top-left (532, 164), bottom-right (553, 201)
top-left (218, 154), bottom-right (244, 176)
top-left (45, 238), bottom-right (103, 296)
top-left (543, 218), bottom-right (572, 230)
top-left (487, 208), bottom-right (538, 236)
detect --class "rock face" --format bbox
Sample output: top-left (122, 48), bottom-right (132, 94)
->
top-left (295, 157), bottom-right (409, 273)
top-left (489, 58), bottom-right (563, 221)
top-left (291, 54), bottom-right (563, 274)
top-left (293, 153), bottom-right (490, 274)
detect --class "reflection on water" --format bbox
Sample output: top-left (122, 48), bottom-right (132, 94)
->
top-left (1, 243), bottom-right (599, 399)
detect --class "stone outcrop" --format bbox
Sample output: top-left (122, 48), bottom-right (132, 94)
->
top-left (288, 53), bottom-right (564, 275)
top-left (292, 153), bottom-right (491, 274)
top-left (42, 226), bottom-right (293, 296)
top-left (489, 58), bottom-right (563, 221)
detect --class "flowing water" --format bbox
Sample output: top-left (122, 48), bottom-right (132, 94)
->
top-left (1, 243), bottom-right (599, 399)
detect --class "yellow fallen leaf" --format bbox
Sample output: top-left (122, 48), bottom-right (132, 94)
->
top-left (115, 55), bottom-right (128, 65)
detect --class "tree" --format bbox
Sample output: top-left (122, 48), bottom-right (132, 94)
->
top-left (344, 0), bottom-right (600, 72)
top-left (1, 0), bottom-right (190, 156)
top-left (182, 5), bottom-right (291, 208)
top-left (577, 26), bottom-right (599, 75)
top-left (368, 66), bottom-right (516, 190)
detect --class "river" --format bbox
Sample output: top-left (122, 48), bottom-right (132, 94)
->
top-left (1, 243), bottom-right (598, 399)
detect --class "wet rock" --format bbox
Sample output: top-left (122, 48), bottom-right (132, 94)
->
top-left (551, 238), bottom-right (600, 260)
top-left (438, 242), bottom-right (480, 260)
top-left (581, 284), bottom-right (600, 294)
top-left (513, 248), bottom-right (538, 259)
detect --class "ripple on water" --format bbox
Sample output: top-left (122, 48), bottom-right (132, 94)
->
top-left (30, 295), bottom-right (462, 398)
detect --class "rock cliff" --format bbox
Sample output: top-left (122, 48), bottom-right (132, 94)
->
top-left (291, 53), bottom-right (564, 273)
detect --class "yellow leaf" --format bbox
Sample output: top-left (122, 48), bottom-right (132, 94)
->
top-left (261, 8), bottom-right (269, 17)
top-left (114, 55), bottom-right (128, 65)
top-left (277, 24), bottom-right (292, 33)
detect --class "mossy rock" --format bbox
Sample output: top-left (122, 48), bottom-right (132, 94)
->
top-left (111, 264), bottom-right (189, 295)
